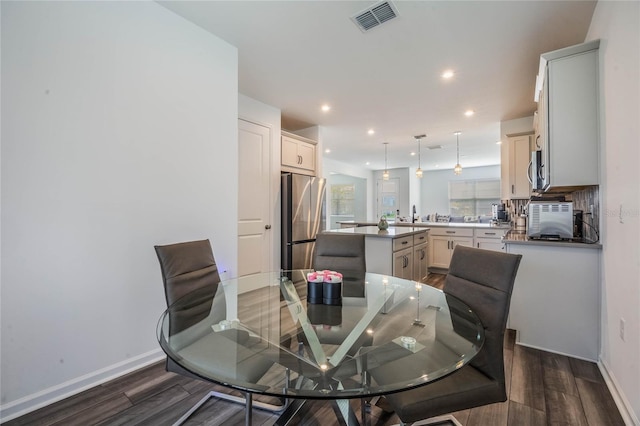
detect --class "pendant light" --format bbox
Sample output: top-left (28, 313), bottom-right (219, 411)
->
top-left (414, 134), bottom-right (425, 178)
top-left (383, 142), bottom-right (390, 180)
top-left (454, 131), bottom-right (463, 175)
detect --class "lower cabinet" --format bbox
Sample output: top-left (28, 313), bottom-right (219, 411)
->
top-left (413, 242), bottom-right (428, 282)
top-left (428, 228), bottom-right (474, 270)
top-left (365, 231), bottom-right (428, 281)
top-left (393, 247), bottom-right (414, 280)
top-left (474, 228), bottom-right (508, 252)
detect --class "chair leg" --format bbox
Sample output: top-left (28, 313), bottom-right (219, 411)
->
top-left (172, 390), bottom-right (288, 426)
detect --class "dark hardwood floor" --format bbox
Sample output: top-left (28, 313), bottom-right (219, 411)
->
top-left (5, 274), bottom-right (624, 426)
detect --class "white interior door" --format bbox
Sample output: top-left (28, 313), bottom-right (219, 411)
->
top-left (238, 119), bottom-right (271, 277)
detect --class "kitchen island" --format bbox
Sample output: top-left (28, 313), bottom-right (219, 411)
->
top-left (323, 226), bottom-right (429, 281)
top-left (337, 221), bottom-right (512, 271)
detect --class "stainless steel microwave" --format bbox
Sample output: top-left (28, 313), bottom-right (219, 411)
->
top-left (527, 202), bottom-right (573, 239)
top-left (530, 150), bottom-right (544, 191)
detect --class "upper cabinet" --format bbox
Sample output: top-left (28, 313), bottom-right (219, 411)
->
top-left (501, 133), bottom-right (533, 199)
top-left (535, 40), bottom-right (600, 192)
top-left (281, 130), bottom-right (317, 176)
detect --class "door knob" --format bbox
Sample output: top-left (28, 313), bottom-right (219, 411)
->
top-left (265, 224), bottom-right (271, 229)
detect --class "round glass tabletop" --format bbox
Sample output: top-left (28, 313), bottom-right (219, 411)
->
top-left (157, 270), bottom-right (484, 400)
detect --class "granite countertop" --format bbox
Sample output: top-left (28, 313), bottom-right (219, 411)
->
top-left (503, 230), bottom-right (602, 249)
top-left (338, 221), bottom-right (511, 230)
top-left (324, 226), bottom-right (428, 238)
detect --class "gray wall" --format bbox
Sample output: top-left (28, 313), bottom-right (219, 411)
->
top-left (419, 165), bottom-right (500, 217)
top-left (586, 1), bottom-right (640, 420)
top-left (1, 1), bottom-right (238, 418)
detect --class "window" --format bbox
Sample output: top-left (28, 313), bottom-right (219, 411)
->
top-left (449, 179), bottom-right (500, 217)
top-left (330, 184), bottom-right (355, 215)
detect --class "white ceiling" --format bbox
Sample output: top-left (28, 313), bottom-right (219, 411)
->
top-left (158, 0), bottom-right (596, 172)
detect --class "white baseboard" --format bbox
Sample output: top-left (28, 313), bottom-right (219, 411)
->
top-left (514, 341), bottom-right (598, 363)
top-left (0, 348), bottom-right (165, 423)
top-left (598, 359), bottom-right (639, 426)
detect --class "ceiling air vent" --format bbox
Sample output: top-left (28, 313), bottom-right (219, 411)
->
top-left (351, 1), bottom-right (399, 32)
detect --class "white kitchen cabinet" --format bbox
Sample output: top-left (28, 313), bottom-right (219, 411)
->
top-left (428, 228), bottom-right (474, 270)
top-left (413, 242), bottom-right (428, 282)
top-left (474, 228), bottom-right (507, 252)
top-left (364, 230), bottom-right (428, 281)
top-left (506, 242), bottom-right (600, 361)
top-left (500, 133), bottom-right (532, 199)
top-left (393, 247), bottom-right (414, 280)
top-left (281, 131), bottom-right (316, 176)
top-left (535, 40), bottom-right (599, 191)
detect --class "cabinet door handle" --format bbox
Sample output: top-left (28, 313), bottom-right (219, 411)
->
top-left (477, 242), bottom-right (480, 248)
top-left (485, 232), bottom-right (496, 235)
top-left (420, 249), bottom-right (425, 260)
top-left (512, 184), bottom-right (515, 194)
top-left (401, 241), bottom-right (408, 245)
top-left (446, 231), bottom-right (455, 234)
top-left (527, 161), bottom-right (533, 185)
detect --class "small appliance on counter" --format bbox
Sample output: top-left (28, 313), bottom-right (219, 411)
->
top-left (527, 201), bottom-right (573, 240)
top-left (491, 203), bottom-right (508, 222)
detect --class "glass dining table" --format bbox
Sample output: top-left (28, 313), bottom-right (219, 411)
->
top-left (157, 270), bottom-right (484, 426)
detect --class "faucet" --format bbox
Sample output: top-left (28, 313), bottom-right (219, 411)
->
top-left (412, 205), bottom-right (417, 223)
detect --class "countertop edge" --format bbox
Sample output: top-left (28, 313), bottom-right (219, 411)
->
top-left (503, 232), bottom-right (602, 249)
top-left (324, 226), bottom-right (429, 238)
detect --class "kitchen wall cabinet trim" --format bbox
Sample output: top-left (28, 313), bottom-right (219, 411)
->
top-left (281, 130), bottom-right (317, 176)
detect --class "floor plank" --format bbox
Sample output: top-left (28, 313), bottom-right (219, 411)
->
top-left (543, 389), bottom-right (588, 426)
top-left (569, 358), bottom-right (604, 383)
top-left (510, 345), bottom-right (546, 412)
top-left (540, 352), bottom-right (578, 396)
top-left (507, 400), bottom-right (546, 426)
top-left (575, 377), bottom-right (626, 426)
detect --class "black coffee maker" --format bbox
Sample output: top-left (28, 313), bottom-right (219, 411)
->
top-left (573, 210), bottom-right (584, 239)
top-left (491, 203), bottom-right (508, 222)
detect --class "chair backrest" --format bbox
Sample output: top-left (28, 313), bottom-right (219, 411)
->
top-left (155, 239), bottom-right (222, 334)
top-left (444, 245), bottom-right (521, 385)
top-left (313, 232), bottom-right (366, 280)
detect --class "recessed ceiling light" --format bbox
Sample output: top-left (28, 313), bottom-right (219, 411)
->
top-left (321, 104), bottom-right (331, 112)
top-left (410, 152), bottom-right (416, 156)
top-left (442, 69), bottom-right (454, 79)
top-left (454, 131), bottom-right (462, 135)
top-left (365, 161), bottom-right (370, 165)
top-left (368, 129), bottom-right (375, 135)
top-left (435, 164), bottom-right (440, 168)
top-left (464, 110), bottom-right (475, 117)
top-left (325, 149), bottom-right (331, 153)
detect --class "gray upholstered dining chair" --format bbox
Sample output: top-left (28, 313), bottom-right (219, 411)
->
top-left (313, 232), bottom-right (366, 297)
top-left (376, 245), bottom-right (522, 426)
top-left (154, 239), bottom-right (285, 424)
top-left (313, 232), bottom-right (366, 273)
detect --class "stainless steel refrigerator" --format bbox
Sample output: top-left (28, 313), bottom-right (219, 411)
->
top-left (281, 173), bottom-right (326, 270)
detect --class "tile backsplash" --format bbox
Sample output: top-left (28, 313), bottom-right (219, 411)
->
top-left (503, 185), bottom-right (600, 242)
top-left (567, 186), bottom-right (600, 242)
